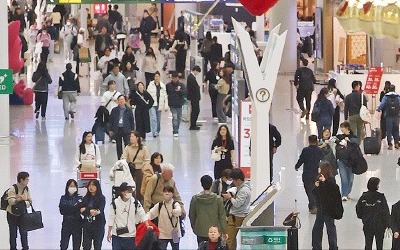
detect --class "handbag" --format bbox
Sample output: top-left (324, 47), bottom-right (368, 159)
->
top-left (360, 93), bottom-right (371, 122)
top-left (211, 147), bottom-right (221, 161)
top-left (283, 212), bottom-right (301, 228)
top-left (335, 94), bottom-right (344, 112)
top-left (383, 228), bottom-right (393, 249)
top-left (19, 203), bottom-right (44, 232)
top-left (57, 87), bottom-right (63, 99)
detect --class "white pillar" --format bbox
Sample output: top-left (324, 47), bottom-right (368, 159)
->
top-left (269, 0), bottom-right (297, 73)
top-left (0, 0), bottom-right (11, 248)
top-left (80, 5), bottom-right (88, 47)
top-left (256, 15), bottom-right (265, 42)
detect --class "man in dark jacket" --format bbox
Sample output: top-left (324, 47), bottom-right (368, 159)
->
top-left (189, 175), bottom-right (227, 245)
top-left (12, 7), bottom-right (26, 32)
top-left (140, 10), bottom-right (156, 50)
top-left (295, 135), bottom-right (324, 214)
top-left (109, 95), bottom-right (135, 159)
top-left (344, 80), bottom-right (367, 142)
top-left (187, 65), bottom-right (202, 130)
top-left (210, 36), bottom-right (223, 63)
top-left (166, 72), bottom-right (187, 137)
top-left (294, 60), bottom-right (316, 119)
top-left (356, 177), bottom-right (390, 250)
top-left (95, 26), bottom-right (113, 58)
top-left (269, 123), bottom-right (282, 183)
top-left (59, 63), bottom-right (80, 120)
top-left (391, 199), bottom-right (400, 249)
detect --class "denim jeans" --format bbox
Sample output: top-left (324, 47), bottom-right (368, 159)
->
top-left (312, 212), bottom-right (338, 250)
top-left (150, 106), bottom-right (162, 135)
top-left (111, 235), bottom-right (135, 250)
top-left (159, 239), bottom-right (179, 250)
top-left (170, 107), bottom-right (182, 134)
top-left (385, 116), bottom-right (399, 145)
top-left (338, 160), bottom-right (354, 197)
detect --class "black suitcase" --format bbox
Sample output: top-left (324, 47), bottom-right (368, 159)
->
top-left (363, 125), bottom-right (381, 155)
top-left (94, 125), bottom-right (105, 144)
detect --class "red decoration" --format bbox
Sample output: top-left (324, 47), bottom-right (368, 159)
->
top-left (364, 67), bottom-right (383, 94)
top-left (8, 21), bottom-right (24, 74)
top-left (239, 0), bottom-right (279, 16)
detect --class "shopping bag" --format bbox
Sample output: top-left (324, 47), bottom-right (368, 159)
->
top-left (383, 228), bottom-right (393, 249)
top-left (20, 204), bottom-right (44, 232)
top-left (79, 47), bottom-right (90, 61)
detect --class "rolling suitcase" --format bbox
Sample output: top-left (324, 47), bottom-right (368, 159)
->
top-left (79, 62), bottom-right (90, 77)
top-left (363, 124), bottom-right (381, 155)
top-left (94, 125), bottom-right (105, 144)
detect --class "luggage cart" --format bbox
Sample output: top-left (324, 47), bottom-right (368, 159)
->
top-left (109, 160), bottom-right (135, 199)
top-left (77, 167), bottom-right (101, 188)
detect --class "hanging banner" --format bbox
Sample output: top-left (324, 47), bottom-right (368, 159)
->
top-left (364, 67), bottom-right (383, 94)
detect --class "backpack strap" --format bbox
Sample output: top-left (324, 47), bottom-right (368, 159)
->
top-left (150, 173), bottom-right (161, 198)
top-left (157, 200), bottom-right (163, 214)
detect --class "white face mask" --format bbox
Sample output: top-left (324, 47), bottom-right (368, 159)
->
top-left (163, 193), bottom-right (173, 201)
top-left (125, 192), bottom-right (133, 199)
top-left (66, 22), bottom-right (71, 26)
top-left (68, 187), bottom-right (77, 195)
top-left (226, 180), bottom-right (233, 185)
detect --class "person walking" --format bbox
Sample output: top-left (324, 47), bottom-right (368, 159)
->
top-left (335, 121), bottom-right (359, 201)
top-left (377, 84), bottom-right (400, 149)
top-left (314, 88), bottom-right (335, 139)
top-left (295, 135), bottom-right (324, 214)
top-left (148, 186), bottom-right (182, 250)
top-left (97, 47), bottom-right (117, 80)
top-left (59, 179), bottom-right (83, 250)
top-left (103, 64), bottom-right (129, 97)
top-left (107, 182), bottom-right (149, 250)
top-left (130, 82), bottom-right (154, 140)
top-left (210, 36), bottom-right (223, 64)
top-left (166, 72), bottom-right (187, 137)
top-left (391, 197), bottom-right (400, 249)
top-left (344, 80), bottom-right (368, 142)
top-left (76, 131), bottom-right (101, 168)
top-left (311, 162), bottom-right (343, 250)
top-left (95, 26), bottom-right (113, 58)
top-left (319, 129), bottom-right (338, 176)
top-left (211, 125), bottom-right (236, 180)
top-left (36, 27), bottom-right (51, 63)
top-left (203, 62), bottom-right (220, 121)
top-left (60, 19), bottom-right (78, 63)
top-left (32, 62), bottom-right (52, 120)
top-left (379, 81), bottom-right (392, 138)
top-left (148, 72), bottom-right (168, 137)
top-left (79, 180), bottom-right (106, 250)
top-left (356, 177), bottom-right (390, 250)
top-left (215, 69), bottom-right (230, 124)
top-left (294, 60), bottom-right (316, 119)
top-left (189, 175), bottom-right (227, 245)
top-left (201, 32), bottom-right (213, 72)
top-left (222, 169), bottom-right (251, 250)
top-left (142, 47), bottom-right (158, 88)
top-left (58, 63), bottom-right (80, 120)
top-left (327, 79), bottom-right (345, 136)
top-left (102, 80), bottom-right (121, 115)
top-left (187, 65), bottom-right (202, 130)
top-left (121, 130), bottom-right (150, 203)
top-left (46, 20), bottom-right (57, 63)
top-left (170, 32), bottom-right (188, 77)
top-left (28, 22), bottom-right (39, 62)
top-left (6, 172), bottom-right (31, 250)
top-left (141, 152), bottom-right (163, 197)
top-left (140, 10), bottom-right (156, 51)
top-left (269, 123), bottom-right (282, 183)
top-left (109, 95), bottom-right (135, 159)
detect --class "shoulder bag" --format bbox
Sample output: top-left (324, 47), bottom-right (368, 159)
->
top-left (360, 93), bottom-right (371, 122)
top-left (20, 202), bottom-right (44, 232)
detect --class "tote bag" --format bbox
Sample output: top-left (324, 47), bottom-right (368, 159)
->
top-left (360, 94), bottom-right (371, 122)
top-left (20, 203), bottom-right (44, 232)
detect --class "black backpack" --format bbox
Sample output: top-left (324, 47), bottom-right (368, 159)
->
top-left (1, 184), bottom-right (27, 211)
top-left (386, 95), bottom-right (400, 117)
top-left (311, 101), bottom-right (321, 122)
top-left (70, 33), bottom-right (78, 50)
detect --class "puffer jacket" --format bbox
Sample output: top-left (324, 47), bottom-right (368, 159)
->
top-left (356, 191), bottom-right (390, 231)
top-left (147, 81), bottom-right (168, 110)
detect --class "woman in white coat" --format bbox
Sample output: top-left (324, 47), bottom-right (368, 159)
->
top-left (147, 71), bottom-right (168, 137)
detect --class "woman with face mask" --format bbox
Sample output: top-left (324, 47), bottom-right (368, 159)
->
top-left (148, 186), bottom-right (182, 250)
top-left (107, 182), bottom-right (149, 250)
top-left (58, 179), bottom-right (83, 250)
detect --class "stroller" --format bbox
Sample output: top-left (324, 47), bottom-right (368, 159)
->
top-left (128, 28), bottom-right (141, 54)
top-left (109, 159), bottom-right (136, 199)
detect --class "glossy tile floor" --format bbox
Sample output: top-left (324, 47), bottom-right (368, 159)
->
top-left (6, 45), bottom-right (400, 249)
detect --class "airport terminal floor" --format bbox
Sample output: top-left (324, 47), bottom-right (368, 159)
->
top-left (4, 42), bottom-right (400, 249)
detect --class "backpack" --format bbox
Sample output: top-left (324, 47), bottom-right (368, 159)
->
top-left (386, 95), bottom-right (400, 117)
top-left (348, 142), bottom-right (368, 175)
top-left (1, 184), bottom-right (28, 211)
top-left (111, 198), bottom-right (139, 214)
top-left (157, 201), bottom-right (185, 237)
top-left (70, 33), bottom-right (78, 50)
top-left (311, 101), bottom-right (321, 122)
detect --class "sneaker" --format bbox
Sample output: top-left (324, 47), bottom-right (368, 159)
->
top-left (111, 140), bottom-right (116, 143)
top-left (65, 117), bottom-right (69, 121)
top-left (389, 145), bottom-right (393, 150)
top-left (173, 133), bottom-right (178, 137)
top-left (300, 110), bottom-right (306, 118)
top-left (309, 207), bottom-right (317, 214)
top-left (395, 144), bottom-right (399, 149)
top-left (189, 126), bottom-right (200, 130)
top-left (342, 196), bottom-right (348, 201)
top-left (70, 111), bottom-right (75, 119)
top-left (35, 111), bottom-right (39, 119)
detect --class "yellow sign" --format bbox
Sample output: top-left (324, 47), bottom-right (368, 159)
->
top-left (60, 0), bottom-right (82, 3)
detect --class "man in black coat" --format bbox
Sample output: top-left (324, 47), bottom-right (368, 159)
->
top-left (109, 95), bottom-right (135, 159)
top-left (140, 10), bottom-right (156, 50)
top-left (210, 36), bottom-right (223, 63)
top-left (269, 123), bottom-right (282, 183)
top-left (294, 60), bottom-right (316, 119)
top-left (166, 72), bottom-right (187, 137)
top-left (187, 66), bottom-right (202, 130)
top-left (12, 7), bottom-right (26, 32)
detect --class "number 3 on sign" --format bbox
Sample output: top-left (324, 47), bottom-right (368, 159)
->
top-left (243, 128), bottom-right (251, 138)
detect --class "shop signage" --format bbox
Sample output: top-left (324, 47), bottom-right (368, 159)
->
top-left (364, 67), bottom-right (383, 94)
top-left (163, 0), bottom-right (237, 2)
top-left (47, 0), bottom-right (161, 4)
top-left (239, 100), bottom-right (251, 178)
top-left (240, 227), bottom-right (287, 250)
top-left (0, 69), bottom-right (13, 95)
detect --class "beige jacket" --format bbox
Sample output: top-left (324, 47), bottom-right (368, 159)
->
top-left (215, 79), bottom-right (230, 95)
top-left (148, 199), bottom-right (182, 239)
top-left (143, 174), bottom-right (183, 212)
top-left (121, 145), bottom-right (150, 170)
top-left (141, 163), bottom-right (155, 195)
top-left (7, 183), bottom-right (31, 215)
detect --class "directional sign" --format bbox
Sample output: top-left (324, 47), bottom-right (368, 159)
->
top-left (0, 69), bottom-right (13, 95)
top-left (47, 0), bottom-right (161, 4)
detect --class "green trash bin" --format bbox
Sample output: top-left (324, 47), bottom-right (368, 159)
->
top-left (240, 226), bottom-right (288, 250)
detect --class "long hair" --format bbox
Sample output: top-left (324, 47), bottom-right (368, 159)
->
top-left (35, 62), bottom-right (48, 75)
top-left (79, 131), bottom-right (93, 155)
top-left (64, 179), bottom-right (78, 196)
top-left (215, 124), bottom-right (232, 141)
top-left (219, 68), bottom-right (231, 85)
top-left (145, 47), bottom-right (156, 60)
top-left (129, 130), bottom-right (143, 149)
top-left (84, 179), bottom-right (103, 198)
top-left (205, 31), bottom-right (212, 41)
top-left (327, 78), bottom-right (337, 91)
top-left (317, 87), bottom-right (329, 101)
top-left (151, 152), bottom-right (163, 167)
top-left (318, 161), bottom-right (334, 179)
